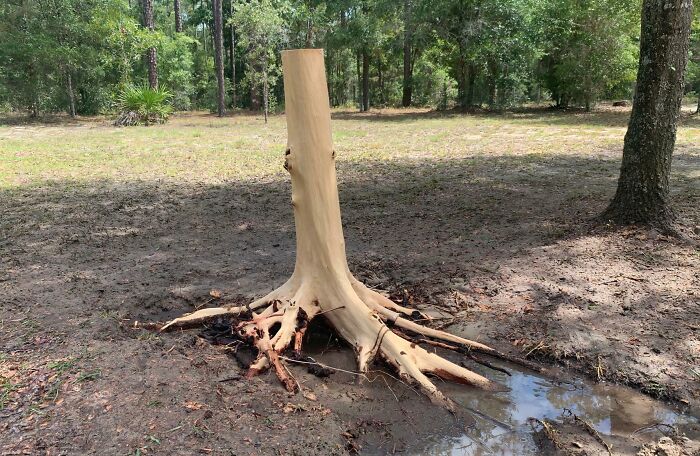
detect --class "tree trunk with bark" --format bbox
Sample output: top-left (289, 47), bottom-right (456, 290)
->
top-left (487, 60), bottom-right (498, 107)
top-left (174, 0), bottom-right (183, 33)
top-left (66, 72), bottom-right (76, 118)
top-left (456, 54), bottom-right (466, 107)
top-left (142, 0), bottom-right (158, 89)
top-left (160, 49), bottom-right (534, 410)
top-left (377, 57), bottom-right (385, 105)
top-left (29, 64), bottom-right (39, 117)
top-left (263, 63), bottom-right (269, 124)
top-left (146, 51), bottom-right (158, 89)
top-left (212, 0), bottom-right (226, 116)
top-left (401, 0), bottom-right (413, 107)
top-left (355, 51), bottom-right (361, 108)
top-left (456, 58), bottom-right (476, 109)
top-left (229, 0), bottom-right (236, 108)
top-left (361, 49), bottom-right (369, 112)
top-left (602, 0), bottom-right (693, 229)
top-left (466, 63), bottom-right (476, 107)
top-left (305, 14), bottom-right (314, 47)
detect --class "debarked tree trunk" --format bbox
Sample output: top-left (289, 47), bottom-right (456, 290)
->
top-left (159, 49), bottom-right (529, 410)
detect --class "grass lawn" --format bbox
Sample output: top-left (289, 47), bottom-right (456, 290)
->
top-left (2, 107), bottom-right (697, 188)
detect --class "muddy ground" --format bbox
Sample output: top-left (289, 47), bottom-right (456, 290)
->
top-left (1, 109), bottom-right (699, 455)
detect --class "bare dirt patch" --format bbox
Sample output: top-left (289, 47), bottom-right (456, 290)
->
top-left (1, 109), bottom-right (698, 454)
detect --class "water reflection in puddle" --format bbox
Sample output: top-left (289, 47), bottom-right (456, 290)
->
top-left (306, 336), bottom-right (697, 456)
top-left (432, 366), bottom-right (697, 455)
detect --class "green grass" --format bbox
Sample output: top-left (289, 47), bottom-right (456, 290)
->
top-left (45, 356), bottom-right (95, 402)
top-left (76, 370), bottom-right (101, 382)
top-left (45, 359), bottom-right (78, 402)
top-left (0, 108), bottom-right (698, 189)
top-left (0, 376), bottom-right (20, 410)
top-left (48, 358), bottom-right (78, 375)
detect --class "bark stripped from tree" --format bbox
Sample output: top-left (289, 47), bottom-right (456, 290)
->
top-left (142, 0), bottom-right (158, 89)
top-left (602, 0), bottom-right (693, 229)
top-left (159, 49), bottom-right (538, 410)
top-left (212, 0), bottom-right (226, 116)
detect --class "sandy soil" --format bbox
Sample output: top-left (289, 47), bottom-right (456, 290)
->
top-left (1, 109), bottom-right (698, 455)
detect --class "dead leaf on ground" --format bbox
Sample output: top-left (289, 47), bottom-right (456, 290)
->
top-left (185, 400), bottom-right (204, 410)
top-left (282, 403), bottom-right (307, 414)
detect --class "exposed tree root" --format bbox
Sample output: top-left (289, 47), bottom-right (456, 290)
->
top-left (417, 339), bottom-right (512, 377)
top-left (158, 270), bottom-right (544, 411)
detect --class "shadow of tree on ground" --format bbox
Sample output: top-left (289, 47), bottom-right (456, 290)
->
top-left (1, 151), bottom-right (698, 454)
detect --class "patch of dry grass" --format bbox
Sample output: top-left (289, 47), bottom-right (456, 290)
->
top-left (0, 108), bottom-right (698, 189)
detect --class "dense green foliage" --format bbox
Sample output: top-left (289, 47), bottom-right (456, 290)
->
top-left (535, 0), bottom-right (640, 109)
top-left (0, 0), bottom-right (696, 116)
top-left (116, 85), bottom-right (173, 125)
top-left (231, 0), bottom-right (286, 113)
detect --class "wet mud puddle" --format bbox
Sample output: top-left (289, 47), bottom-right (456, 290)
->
top-left (301, 332), bottom-right (699, 455)
top-left (426, 368), bottom-right (697, 455)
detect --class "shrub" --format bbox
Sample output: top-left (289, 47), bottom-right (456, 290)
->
top-left (114, 85), bottom-right (173, 126)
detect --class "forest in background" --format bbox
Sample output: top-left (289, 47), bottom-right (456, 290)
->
top-left (0, 0), bottom-right (699, 117)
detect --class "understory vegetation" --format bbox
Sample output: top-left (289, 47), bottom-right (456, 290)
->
top-left (115, 85), bottom-right (173, 126)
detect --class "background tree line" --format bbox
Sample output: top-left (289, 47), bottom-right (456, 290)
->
top-left (0, 0), bottom-right (698, 117)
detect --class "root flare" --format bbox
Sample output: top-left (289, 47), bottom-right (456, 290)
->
top-left (158, 273), bottom-right (528, 409)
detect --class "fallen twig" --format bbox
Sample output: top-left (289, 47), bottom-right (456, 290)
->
top-left (524, 340), bottom-right (548, 358)
top-left (279, 355), bottom-right (420, 396)
top-left (314, 305), bottom-right (346, 317)
top-left (593, 355), bottom-right (605, 381)
top-left (631, 422), bottom-right (678, 437)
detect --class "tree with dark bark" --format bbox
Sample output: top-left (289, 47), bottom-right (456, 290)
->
top-left (174, 0), bottom-right (183, 33)
top-left (212, 0), bottom-right (226, 116)
top-left (361, 48), bottom-right (370, 111)
top-left (142, 0), bottom-right (158, 89)
top-left (66, 71), bottom-right (76, 117)
top-left (229, 0), bottom-right (236, 108)
top-left (402, 0), bottom-right (414, 107)
top-left (602, 0), bottom-right (694, 229)
top-left (330, 0), bottom-right (383, 112)
top-left (689, 6), bottom-right (700, 114)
